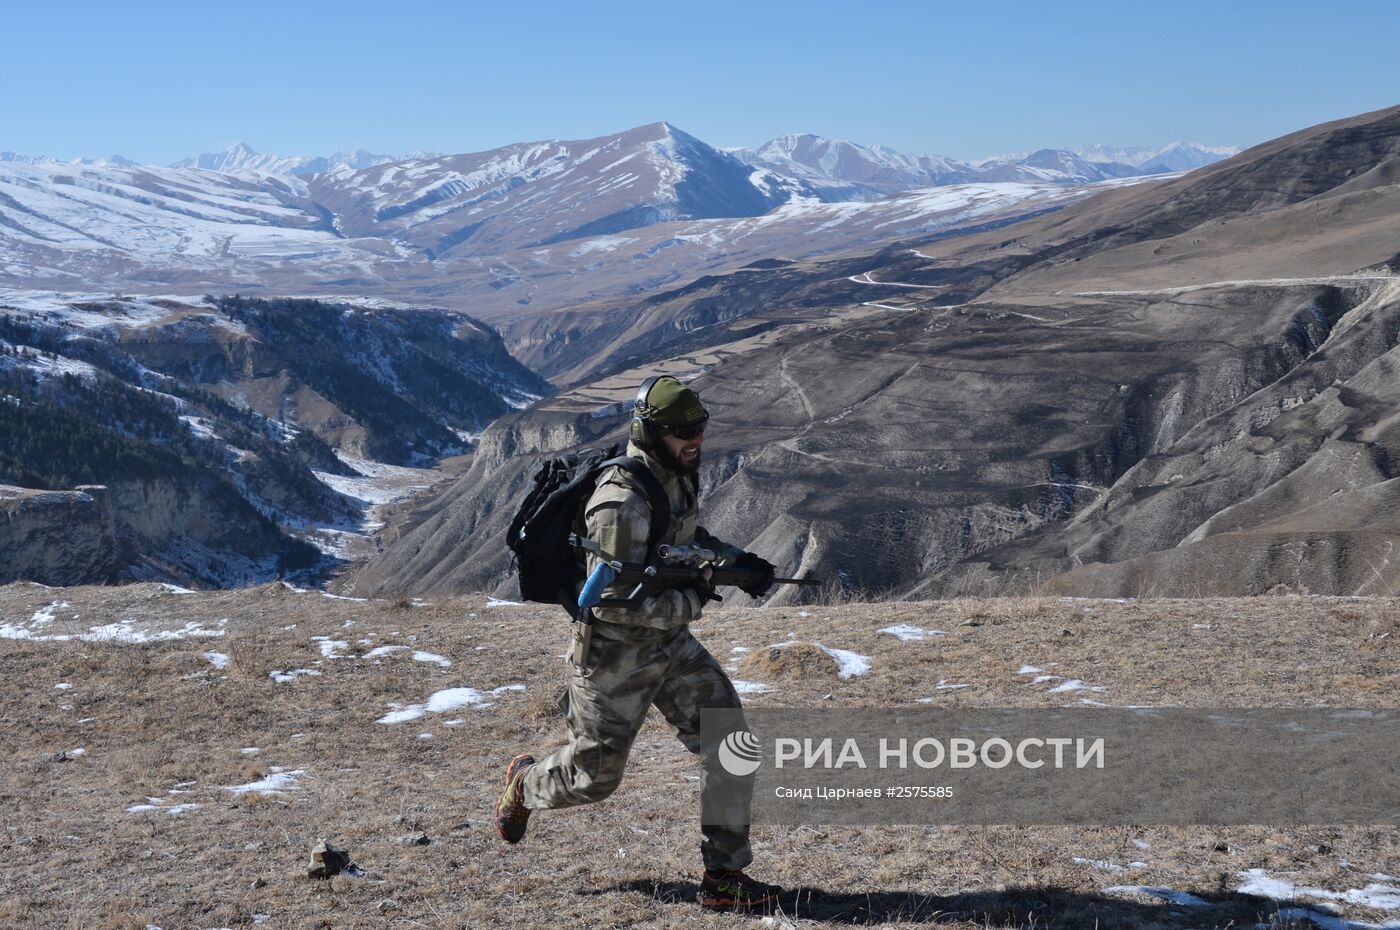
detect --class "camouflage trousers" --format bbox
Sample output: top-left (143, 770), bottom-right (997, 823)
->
top-left (521, 621), bottom-right (754, 872)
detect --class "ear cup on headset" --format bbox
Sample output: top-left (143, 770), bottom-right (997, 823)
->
top-left (631, 375), bottom-right (662, 448)
top-left (629, 416), bottom-right (656, 448)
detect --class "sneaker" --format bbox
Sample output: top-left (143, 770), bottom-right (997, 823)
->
top-left (699, 869), bottom-right (781, 910)
top-left (494, 753), bottom-right (535, 844)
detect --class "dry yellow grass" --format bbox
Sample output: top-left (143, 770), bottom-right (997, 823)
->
top-left (2, 583), bottom-right (1397, 928)
top-left (739, 642), bottom-right (840, 682)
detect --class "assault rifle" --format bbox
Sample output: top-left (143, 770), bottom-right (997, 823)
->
top-left (573, 537), bottom-right (819, 610)
top-left (566, 536), bottom-right (820, 665)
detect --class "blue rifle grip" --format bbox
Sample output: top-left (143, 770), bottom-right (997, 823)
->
top-left (578, 562), bottom-right (617, 611)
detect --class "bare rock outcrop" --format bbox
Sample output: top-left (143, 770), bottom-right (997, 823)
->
top-left (0, 484), bottom-right (119, 586)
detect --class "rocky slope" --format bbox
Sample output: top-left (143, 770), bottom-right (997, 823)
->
top-left (503, 179), bottom-right (1147, 384)
top-left (0, 293), bottom-right (547, 587)
top-left (0, 484), bottom-right (119, 586)
top-left (351, 103), bottom-right (1400, 600)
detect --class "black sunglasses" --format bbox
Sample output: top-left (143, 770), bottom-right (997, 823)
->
top-left (666, 422), bottom-right (707, 441)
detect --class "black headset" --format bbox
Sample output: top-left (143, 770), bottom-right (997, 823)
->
top-left (629, 375), bottom-right (663, 449)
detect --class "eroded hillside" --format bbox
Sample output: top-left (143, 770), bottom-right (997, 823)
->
top-left (354, 105), bottom-right (1400, 601)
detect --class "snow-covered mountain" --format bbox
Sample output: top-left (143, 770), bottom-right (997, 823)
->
top-left (1072, 142), bottom-right (1244, 172)
top-left (729, 134), bottom-right (1237, 200)
top-left (0, 145), bottom-right (1150, 322)
top-left (728, 133), bottom-right (971, 200)
top-left (1, 151), bottom-right (137, 167)
top-left (169, 143), bottom-right (438, 178)
top-left (971, 148), bottom-right (1141, 183)
top-left (0, 157), bottom-right (396, 290)
top-left (0, 122), bottom-right (1234, 319)
top-left (311, 121), bottom-right (783, 257)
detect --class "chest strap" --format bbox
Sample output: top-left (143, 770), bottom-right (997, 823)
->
top-left (599, 456), bottom-right (673, 565)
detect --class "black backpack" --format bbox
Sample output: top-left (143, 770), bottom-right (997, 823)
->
top-left (505, 444), bottom-right (670, 615)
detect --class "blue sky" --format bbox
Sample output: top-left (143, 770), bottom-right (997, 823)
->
top-left (4, 0), bottom-right (1397, 164)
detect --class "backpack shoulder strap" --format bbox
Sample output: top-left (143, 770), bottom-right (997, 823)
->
top-left (602, 456), bottom-right (671, 564)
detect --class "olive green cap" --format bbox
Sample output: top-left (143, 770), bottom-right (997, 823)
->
top-left (639, 376), bottom-right (708, 428)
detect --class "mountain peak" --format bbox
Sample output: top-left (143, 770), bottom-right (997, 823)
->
top-left (638, 121), bottom-right (694, 143)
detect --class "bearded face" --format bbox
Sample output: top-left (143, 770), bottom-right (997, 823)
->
top-left (655, 429), bottom-right (704, 477)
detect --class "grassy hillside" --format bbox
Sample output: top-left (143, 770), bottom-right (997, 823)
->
top-left (3, 586), bottom-right (1396, 928)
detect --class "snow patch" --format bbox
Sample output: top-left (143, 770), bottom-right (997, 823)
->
top-left (1073, 857), bottom-right (1128, 873)
top-left (224, 766), bottom-right (305, 795)
top-left (361, 644), bottom-right (451, 667)
top-left (1236, 868), bottom-right (1400, 911)
top-left (1018, 665), bottom-right (1108, 695)
top-left (915, 681), bottom-right (972, 700)
top-left (311, 636), bottom-right (349, 658)
top-left (568, 235), bottom-right (638, 256)
top-left (879, 623), bottom-right (947, 641)
top-left (127, 779), bottom-right (202, 815)
top-left (269, 668), bottom-right (320, 683)
top-left (30, 601), bottom-right (70, 625)
top-left (127, 801), bottom-right (199, 815)
top-left (376, 684), bottom-right (526, 723)
top-left (1, 616), bottom-right (229, 643)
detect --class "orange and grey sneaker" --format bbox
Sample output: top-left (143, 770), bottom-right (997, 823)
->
top-left (494, 753), bottom-right (535, 844)
top-left (699, 869), bottom-right (781, 910)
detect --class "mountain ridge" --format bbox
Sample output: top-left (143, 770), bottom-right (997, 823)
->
top-left (3, 124), bottom-right (1167, 325)
top-left (348, 102), bottom-right (1400, 601)
top-left (168, 143), bottom-right (443, 177)
top-left (728, 134), bottom-right (1237, 200)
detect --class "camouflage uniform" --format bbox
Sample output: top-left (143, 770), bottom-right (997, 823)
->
top-left (521, 440), bottom-right (755, 871)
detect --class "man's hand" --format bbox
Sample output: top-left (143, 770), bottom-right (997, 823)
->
top-left (688, 565), bottom-right (722, 605)
top-left (734, 552), bottom-right (777, 597)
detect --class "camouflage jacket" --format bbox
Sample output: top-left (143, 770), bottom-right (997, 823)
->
top-left (578, 441), bottom-right (743, 635)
